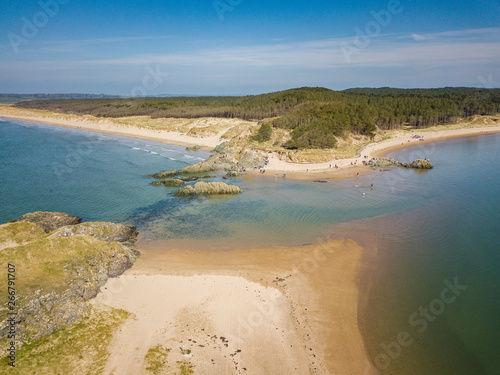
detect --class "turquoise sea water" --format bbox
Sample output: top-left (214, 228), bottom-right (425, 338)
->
top-left (1, 118), bottom-right (499, 374)
top-left (0, 118), bottom-right (434, 249)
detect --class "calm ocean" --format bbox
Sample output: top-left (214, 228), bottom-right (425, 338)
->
top-left (1, 118), bottom-right (498, 374)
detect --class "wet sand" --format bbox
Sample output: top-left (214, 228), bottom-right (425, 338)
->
top-left (93, 239), bottom-right (377, 374)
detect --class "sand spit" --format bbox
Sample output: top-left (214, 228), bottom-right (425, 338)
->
top-left (92, 239), bottom-right (376, 375)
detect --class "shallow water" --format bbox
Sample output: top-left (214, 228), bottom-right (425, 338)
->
top-left (335, 135), bottom-right (500, 375)
top-left (0, 119), bottom-right (208, 223)
top-left (1, 119), bottom-right (499, 374)
top-left (0, 118), bottom-right (431, 249)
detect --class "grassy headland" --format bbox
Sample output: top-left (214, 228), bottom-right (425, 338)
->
top-left (0, 212), bottom-right (140, 374)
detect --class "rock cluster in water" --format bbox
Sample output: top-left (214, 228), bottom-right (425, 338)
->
top-left (151, 178), bottom-right (185, 187)
top-left (173, 181), bottom-right (242, 196)
top-left (149, 161), bottom-right (219, 179)
top-left (407, 159), bottom-right (434, 169)
top-left (150, 142), bottom-right (269, 182)
top-left (367, 157), bottom-right (433, 169)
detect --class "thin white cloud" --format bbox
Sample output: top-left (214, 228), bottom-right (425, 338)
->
top-left (39, 35), bottom-right (175, 48)
top-left (1, 28), bottom-right (499, 75)
top-left (411, 34), bottom-right (433, 41)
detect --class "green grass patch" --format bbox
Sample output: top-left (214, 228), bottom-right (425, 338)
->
top-left (251, 123), bottom-right (272, 143)
top-left (179, 361), bottom-right (194, 375)
top-left (144, 345), bottom-right (171, 374)
top-left (0, 307), bottom-right (130, 375)
top-left (0, 222), bottom-right (46, 246)
top-left (0, 222), bottom-right (126, 306)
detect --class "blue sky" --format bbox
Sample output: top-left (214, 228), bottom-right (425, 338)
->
top-left (1, 0), bottom-right (499, 95)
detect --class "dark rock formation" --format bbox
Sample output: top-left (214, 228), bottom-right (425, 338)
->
top-left (223, 170), bottom-right (241, 179)
top-left (367, 157), bottom-right (433, 170)
top-left (178, 160), bottom-right (220, 174)
top-left (149, 170), bottom-right (179, 179)
top-left (149, 159), bottom-right (219, 180)
top-left (177, 175), bottom-right (212, 182)
top-left (151, 178), bottom-right (185, 187)
top-left (407, 159), bottom-right (434, 169)
top-left (11, 211), bottom-right (82, 233)
top-left (51, 222), bottom-right (139, 243)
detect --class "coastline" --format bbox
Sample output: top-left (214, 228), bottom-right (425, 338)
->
top-left (253, 122), bottom-right (500, 180)
top-left (2, 106), bottom-right (499, 181)
top-left (0, 108), bottom-right (225, 151)
top-left (3, 107), bottom-right (500, 373)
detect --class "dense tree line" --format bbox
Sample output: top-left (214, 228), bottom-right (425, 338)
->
top-left (16, 87), bottom-right (500, 149)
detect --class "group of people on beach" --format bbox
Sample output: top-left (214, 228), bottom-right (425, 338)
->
top-left (255, 155), bottom-right (270, 174)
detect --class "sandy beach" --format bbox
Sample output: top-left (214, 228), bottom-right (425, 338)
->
top-left (0, 105), bottom-right (237, 150)
top-left (92, 239), bottom-right (376, 375)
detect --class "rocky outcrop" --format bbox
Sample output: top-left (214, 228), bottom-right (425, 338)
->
top-left (11, 211), bottom-right (82, 233)
top-left (151, 178), bottom-right (185, 187)
top-left (150, 146), bottom-right (268, 183)
top-left (367, 157), bottom-right (433, 170)
top-left (173, 181), bottom-right (242, 196)
top-left (51, 222), bottom-right (139, 244)
top-left (149, 159), bottom-right (219, 179)
top-left (407, 159), bottom-right (434, 169)
top-left (178, 161), bottom-right (220, 174)
top-left (149, 170), bottom-right (179, 179)
top-left (150, 176), bottom-right (214, 187)
top-left (367, 157), bottom-right (402, 168)
top-left (223, 170), bottom-right (241, 179)
top-left (177, 175), bottom-right (212, 182)
top-left (0, 215), bottom-right (140, 355)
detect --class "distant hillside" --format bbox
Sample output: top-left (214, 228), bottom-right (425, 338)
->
top-left (15, 87), bottom-right (500, 149)
top-left (0, 93), bottom-right (121, 104)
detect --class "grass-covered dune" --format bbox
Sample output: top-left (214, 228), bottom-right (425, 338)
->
top-left (15, 87), bottom-right (500, 149)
